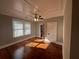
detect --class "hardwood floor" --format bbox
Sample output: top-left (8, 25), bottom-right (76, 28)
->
top-left (0, 37), bottom-right (62, 59)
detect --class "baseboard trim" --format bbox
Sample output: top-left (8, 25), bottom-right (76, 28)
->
top-left (0, 36), bottom-right (35, 49)
top-left (55, 41), bottom-right (63, 45)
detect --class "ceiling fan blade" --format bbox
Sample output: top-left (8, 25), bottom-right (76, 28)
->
top-left (39, 15), bottom-right (44, 19)
top-left (39, 18), bottom-right (44, 19)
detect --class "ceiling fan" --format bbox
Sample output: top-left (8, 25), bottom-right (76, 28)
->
top-left (34, 13), bottom-right (44, 21)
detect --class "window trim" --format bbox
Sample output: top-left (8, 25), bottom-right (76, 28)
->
top-left (24, 22), bottom-right (31, 35)
top-left (13, 19), bottom-right (31, 38)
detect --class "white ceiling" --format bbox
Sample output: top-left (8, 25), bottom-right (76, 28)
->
top-left (26, 0), bottom-right (66, 19)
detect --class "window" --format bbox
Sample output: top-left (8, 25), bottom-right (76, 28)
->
top-left (13, 21), bottom-right (24, 37)
top-left (13, 20), bottom-right (31, 37)
top-left (24, 22), bottom-right (31, 35)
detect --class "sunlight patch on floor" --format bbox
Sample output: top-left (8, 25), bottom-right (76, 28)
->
top-left (34, 39), bottom-right (44, 42)
top-left (25, 39), bottom-right (50, 49)
top-left (26, 42), bottom-right (39, 47)
top-left (36, 43), bottom-right (49, 49)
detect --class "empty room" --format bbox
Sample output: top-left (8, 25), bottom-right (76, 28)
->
top-left (0, 0), bottom-right (78, 59)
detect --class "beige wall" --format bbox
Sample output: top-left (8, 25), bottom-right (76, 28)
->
top-left (63, 0), bottom-right (72, 59)
top-left (45, 16), bottom-right (63, 43)
top-left (0, 14), bottom-right (36, 47)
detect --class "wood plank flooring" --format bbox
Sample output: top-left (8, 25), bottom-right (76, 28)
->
top-left (0, 37), bottom-right (62, 59)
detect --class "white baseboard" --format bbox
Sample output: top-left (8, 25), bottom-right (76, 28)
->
top-left (55, 41), bottom-right (63, 45)
top-left (0, 36), bottom-right (35, 49)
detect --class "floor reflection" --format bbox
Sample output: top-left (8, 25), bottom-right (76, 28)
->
top-left (13, 47), bottom-right (25, 59)
top-left (13, 47), bottom-right (31, 59)
top-left (11, 39), bottom-right (62, 59)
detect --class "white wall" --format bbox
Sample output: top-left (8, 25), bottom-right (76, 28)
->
top-left (44, 16), bottom-right (63, 43)
top-left (0, 14), bottom-right (36, 49)
top-left (35, 22), bottom-right (43, 37)
top-left (0, 0), bottom-right (41, 48)
top-left (57, 17), bottom-right (63, 43)
top-left (63, 0), bottom-right (72, 59)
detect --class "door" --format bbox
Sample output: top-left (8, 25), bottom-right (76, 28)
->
top-left (47, 22), bottom-right (57, 42)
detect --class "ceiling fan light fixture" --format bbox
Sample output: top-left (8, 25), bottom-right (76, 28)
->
top-left (34, 18), bottom-right (37, 21)
top-left (34, 18), bottom-right (39, 21)
top-left (34, 14), bottom-right (38, 21)
top-left (34, 13), bottom-right (43, 21)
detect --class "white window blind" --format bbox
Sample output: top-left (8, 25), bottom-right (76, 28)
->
top-left (24, 22), bottom-right (31, 35)
top-left (13, 20), bottom-right (31, 38)
top-left (13, 21), bottom-right (23, 37)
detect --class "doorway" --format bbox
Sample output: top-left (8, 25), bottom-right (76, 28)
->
top-left (40, 24), bottom-right (44, 38)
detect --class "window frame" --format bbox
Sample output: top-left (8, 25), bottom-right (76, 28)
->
top-left (13, 19), bottom-right (31, 38)
top-left (24, 22), bottom-right (31, 35)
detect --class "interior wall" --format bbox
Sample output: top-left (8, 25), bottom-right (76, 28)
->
top-left (35, 22), bottom-right (40, 37)
top-left (57, 17), bottom-right (63, 43)
top-left (0, 14), bottom-right (13, 46)
top-left (35, 22), bottom-right (43, 37)
top-left (63, 0), bottom-right (72, 59)
top-left (46, 21), bottom-right (57, 42)
top-left (45, 16), bottom-right (63, 43)
top-left (0, 14), bottom-right (36, 48)
top-left (70, 0), bottom-right (79, 59)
